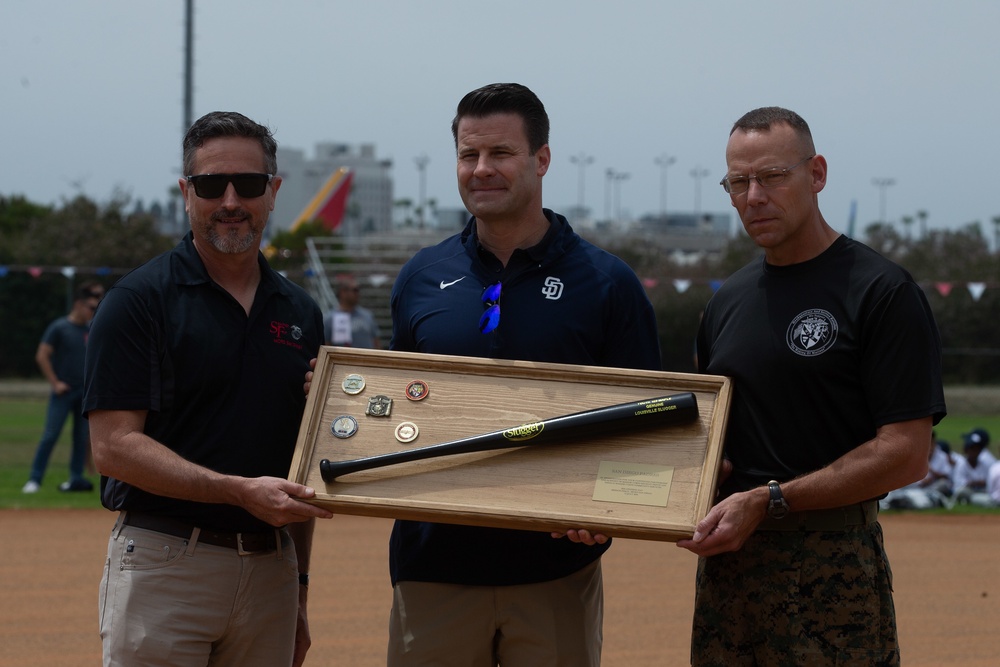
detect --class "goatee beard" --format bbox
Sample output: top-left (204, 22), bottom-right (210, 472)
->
top-left (208, 227), bottom-right (256, 254)
top-left (206, 210), bottom-right (259, 254)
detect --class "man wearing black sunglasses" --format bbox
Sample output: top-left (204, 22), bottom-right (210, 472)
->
top-left (387, 83), bottom-right (662, 666)
top-left (84, 111), bottom-right (330, 667)
top-left (679, 107), bottom-right (946, 665)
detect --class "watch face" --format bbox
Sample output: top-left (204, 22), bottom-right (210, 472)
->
top-left (768, 500), bottom-right (790, 519)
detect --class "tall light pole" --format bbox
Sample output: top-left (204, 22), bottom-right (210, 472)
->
top-left (654, 153), bottom-right (676, 219)
top-left (872, 177), bottom-right (896, 224)
top-left (613, 172), bottom-right (630, 222)
top-left (183, 0), bottom-right (194, 134)
top-left (604, 168), bottom-right (616, 221)
top-left (690, 166), bottom-right (710, 218)
top-left (414, 154), bottom-right (429, 227)
top-left (569, 153), bottom-right (594, 216)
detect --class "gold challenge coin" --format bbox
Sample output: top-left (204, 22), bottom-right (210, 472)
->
top-left (342, 374), bottom-right (365, 395)
top-left (394, 422), bottom-right (419, 443)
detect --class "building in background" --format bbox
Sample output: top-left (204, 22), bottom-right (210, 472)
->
top-left (271, 142), bottom-right (393, 240)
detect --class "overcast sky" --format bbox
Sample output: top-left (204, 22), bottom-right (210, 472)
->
top-left (5, 1), bottom-right (1000, 238)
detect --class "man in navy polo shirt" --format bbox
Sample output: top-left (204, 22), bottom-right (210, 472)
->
top-left (387, 83), bottom-right (662, 666)
top-left (84, 111), bottom-right (332, 667)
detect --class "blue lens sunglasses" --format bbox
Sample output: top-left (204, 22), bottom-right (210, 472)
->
top-left (479, 282), bottom-right (501, 333)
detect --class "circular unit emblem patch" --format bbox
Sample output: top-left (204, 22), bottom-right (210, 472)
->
top-left (786, 308), bottom-right (838, 357)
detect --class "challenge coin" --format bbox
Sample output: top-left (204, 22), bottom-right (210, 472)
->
top-left (394, 421), bottom-right (419, 443)
top-left (330, 415), bottom-right (358, 439)
top-left (366, 394), bottom-right (393, 417)
top-left (405, 380), bottom-right (430, 401)
top-left (342, 374), bottom-right (366, 395)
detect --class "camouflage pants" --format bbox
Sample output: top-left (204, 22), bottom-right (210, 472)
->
top-left (691, 522), bottom-right (898, 666)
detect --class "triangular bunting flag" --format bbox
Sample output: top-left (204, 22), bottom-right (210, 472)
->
top-left (935, 282), bottom-right (952, 297)
top-left (673, 279), bottom-right (691, 293)
top-left (968, 282), bottom-right (986, 302)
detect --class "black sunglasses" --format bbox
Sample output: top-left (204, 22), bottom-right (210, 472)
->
top-left (480, 282), bottom-right (501, 333)
top-left (185, 173), bottom-right (273, 199)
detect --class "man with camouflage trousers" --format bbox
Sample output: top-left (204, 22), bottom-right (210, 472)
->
top-left (678, 107), bottom-right (946, 665)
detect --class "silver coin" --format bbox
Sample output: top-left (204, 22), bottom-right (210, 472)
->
top-left (331, 415), bottom-right (359, 438)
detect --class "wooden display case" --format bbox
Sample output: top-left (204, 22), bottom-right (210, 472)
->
top-left (289, 347), bottom-right (731, 541)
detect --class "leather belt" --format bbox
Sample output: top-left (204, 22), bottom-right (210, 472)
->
top-left (122, 512), bottom-right (281, 553)
top-left (757, 500), bottom-right (879, 532)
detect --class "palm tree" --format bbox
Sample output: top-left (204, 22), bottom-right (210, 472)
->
top-left (901, 215), bottom-right (914, 241)
top-left (916, 209), bottom-right (928, 239)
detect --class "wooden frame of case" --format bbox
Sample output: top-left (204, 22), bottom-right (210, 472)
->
top-left (289, 347), bottom-right (731, 541)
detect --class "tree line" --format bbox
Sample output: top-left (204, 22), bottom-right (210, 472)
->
top-left (2, 194), bottom-right (998, 383)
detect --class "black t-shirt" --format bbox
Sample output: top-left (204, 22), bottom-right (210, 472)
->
top-left (83, 233), bottom-right (323, 532)
top-left (697, 235), bottom-right (947, 495)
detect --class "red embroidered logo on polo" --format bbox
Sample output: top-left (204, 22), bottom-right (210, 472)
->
top-left (269, 320), bottom-right (305, 349)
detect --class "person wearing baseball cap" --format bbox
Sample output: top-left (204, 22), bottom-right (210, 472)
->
top-left (953, 428), bottom-right (996, 505)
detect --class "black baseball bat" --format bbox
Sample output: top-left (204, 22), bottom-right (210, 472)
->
top-left (319, 392), bottom-right (698, 482)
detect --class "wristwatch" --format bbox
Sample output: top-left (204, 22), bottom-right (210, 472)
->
top-left (766, 480), bottom-right (790, 519)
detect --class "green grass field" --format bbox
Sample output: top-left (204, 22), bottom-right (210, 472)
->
top-left (1, 395), bottom-right (998, 511)
top-left (0, 399), bottom-right (103, 509)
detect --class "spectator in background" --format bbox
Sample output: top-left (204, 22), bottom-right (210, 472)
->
top-left (881, 432), bottom-right (956, 509)
top-left (22, 282), bottom-right (104, 494)
top-left (324, 274), bottom-right (381, 348)
top-left (952, 428), bottom-right (996, 506)
top-left (986, 445), bottom-right (1000, 506)
top-left (924, 435), bottom-right (957, 497)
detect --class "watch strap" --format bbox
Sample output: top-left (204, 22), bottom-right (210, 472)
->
top-left (766, 480), bottom-right (790, 519)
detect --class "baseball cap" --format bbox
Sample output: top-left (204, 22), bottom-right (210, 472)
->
top-left (962, 428), bottom-right (990, 448)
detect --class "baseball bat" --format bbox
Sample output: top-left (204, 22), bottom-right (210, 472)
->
top-left (319, 392), bottom-right (698, 482)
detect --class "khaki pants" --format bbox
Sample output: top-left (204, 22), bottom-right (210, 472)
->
top-left (388, 559), bottom-right (603, 667)
top-left (99, 514), bottom-right (298, 667)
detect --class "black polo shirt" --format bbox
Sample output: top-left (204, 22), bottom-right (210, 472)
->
top-left (84, 232), bottom-right (323, 532)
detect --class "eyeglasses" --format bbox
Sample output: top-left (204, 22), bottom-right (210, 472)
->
top-left (719, 155), bottom-right (814, 195)
top-left (185, 173), bottom-right (273, 199)
top-left (480, 282), bottom-right (501, 334)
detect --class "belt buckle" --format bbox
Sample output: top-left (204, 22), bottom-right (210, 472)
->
top-left (236, 533), bottom-right (253, 556)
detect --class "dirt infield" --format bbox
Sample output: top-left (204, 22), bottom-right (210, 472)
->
top-left (2, 510), bottom-right (997, 666)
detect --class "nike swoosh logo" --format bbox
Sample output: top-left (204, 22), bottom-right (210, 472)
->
top-left (439, 277), bottom-right (466, 289)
